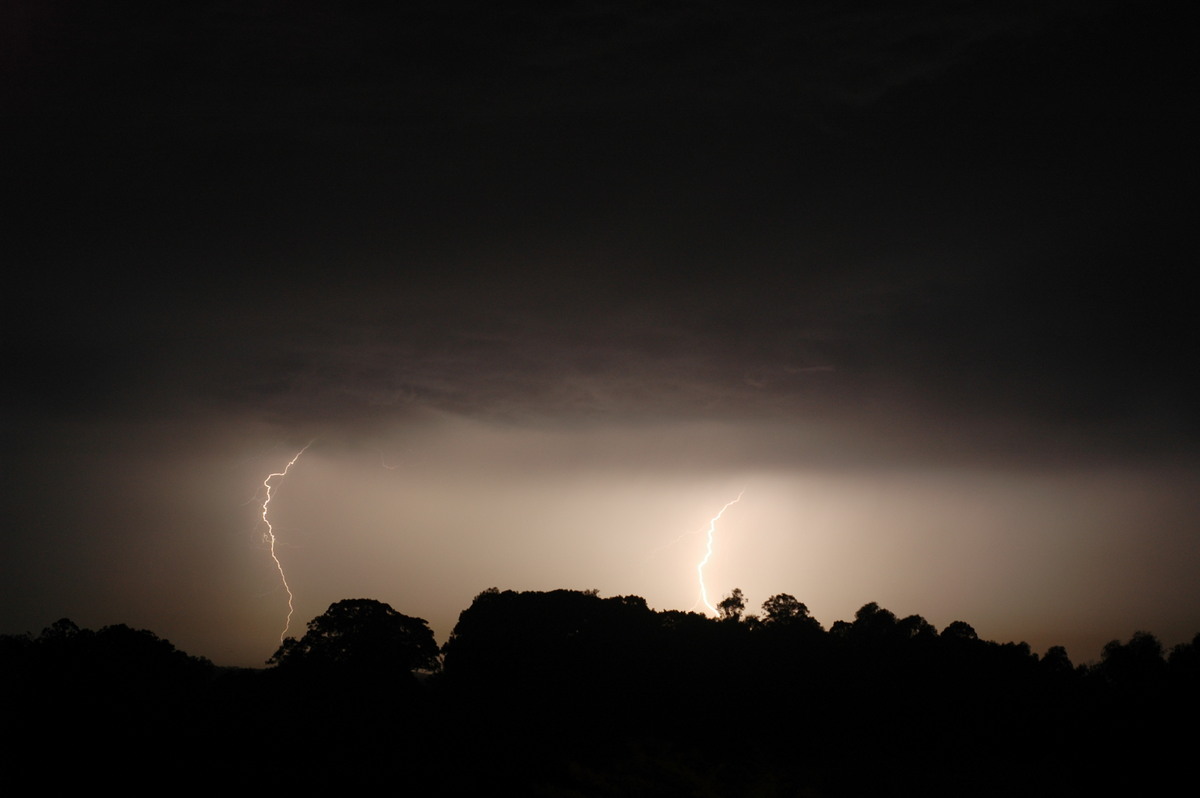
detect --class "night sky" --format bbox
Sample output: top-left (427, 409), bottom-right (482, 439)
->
top-left (3, 1), bottom-right (1197, 667)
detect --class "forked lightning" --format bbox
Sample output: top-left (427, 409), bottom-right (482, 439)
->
top-left (260, 443), bottom-right (311, 641)
top-left (695, 490), bottom-right (744, 615)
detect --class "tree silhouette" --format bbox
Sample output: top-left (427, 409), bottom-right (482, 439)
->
top-left (759, 593), bottom-right (823, 633)
top-left (1040, 645), bottom-right (1075, 675)
top-left (941, 620), bottom-right (979, 642)
top-left (1096, 630), bottom-right (1167, 690)
top-left (897, 614), bottom-right (937, 640)
top-left (268, 598), bottom-right (439, 679)
top-left (717, 588), bottom-right (746, 622)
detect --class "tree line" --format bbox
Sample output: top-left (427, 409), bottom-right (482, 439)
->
top-left (4, 589), bottom-right (1196, 795)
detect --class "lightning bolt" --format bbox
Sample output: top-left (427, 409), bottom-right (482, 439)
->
top-left (260, 442), bottom-right (312, 642)
top-left (695, 490), bottom-right (744, 615)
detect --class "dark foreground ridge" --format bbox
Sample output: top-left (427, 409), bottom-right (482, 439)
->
top-left (4, 590), bottom-right (1197, 795)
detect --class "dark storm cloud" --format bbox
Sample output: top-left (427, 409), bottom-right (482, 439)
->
top-left (4, 1), bottom-right (1194, 455)
top-left (3, 1), bottom-right (1075, 120)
